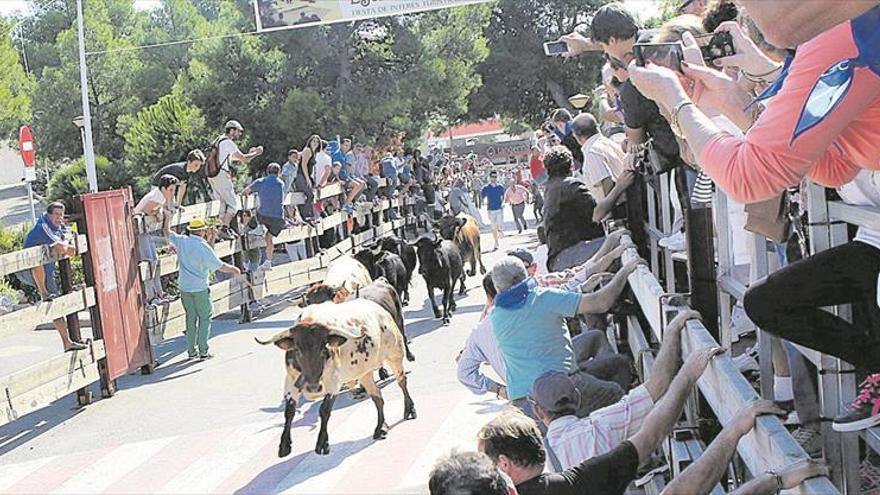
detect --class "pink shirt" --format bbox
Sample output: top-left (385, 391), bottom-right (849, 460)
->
top-left (504, 184), bottom-right (529, 205)
top-left (700, 19), bottom-right (880, 203)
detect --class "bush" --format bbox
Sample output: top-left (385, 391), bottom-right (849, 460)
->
top-left (46, 155), bottom-right (133, 207)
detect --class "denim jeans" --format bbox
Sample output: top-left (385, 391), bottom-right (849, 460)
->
top-left (511, 203), bottom-right (527, 231)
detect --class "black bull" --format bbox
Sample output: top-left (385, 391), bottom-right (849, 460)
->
top-left (411, 235), bottom-right (466, 324)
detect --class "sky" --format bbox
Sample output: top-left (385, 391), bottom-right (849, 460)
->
top-left (0, 0), bottom-right (661, 19)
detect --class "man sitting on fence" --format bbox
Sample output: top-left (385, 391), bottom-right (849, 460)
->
top-left (16, 202), bottom-right (87, 352)
top-left (488, 254), bottom-right (639, 416)
top-left (241, 162), bottom-right (286, 272)
top-left (163, 218), bottom-right (241, 360)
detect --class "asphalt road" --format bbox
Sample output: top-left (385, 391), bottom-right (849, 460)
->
top-left (0, 209), bottom-right (540, 495)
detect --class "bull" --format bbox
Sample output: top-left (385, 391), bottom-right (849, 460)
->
top-left (435, 214), bottom-right (485, 277)
top-left (305, 255), bottom-right (372, 305)
top-left (411, 232), bottom-right (466, 324)
top-left (255, 299), bottom-right (416, 457)
top-left (353, 246), bottom-right (409, 305)
top-left (379, 235), bottom-right (417, 303)
top-left (306, 278), bottom-right (415, 362)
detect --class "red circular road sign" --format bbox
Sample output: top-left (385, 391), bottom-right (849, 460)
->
top-left (19, 125), bottom-right (35, 167)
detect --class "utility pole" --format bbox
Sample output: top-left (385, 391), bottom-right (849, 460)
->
top-left (76, 0), bottom-right (98, 192)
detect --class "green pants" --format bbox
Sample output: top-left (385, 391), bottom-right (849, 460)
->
top-left (181, 289), bottom-right (212, 356)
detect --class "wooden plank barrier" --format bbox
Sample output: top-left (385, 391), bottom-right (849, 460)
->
top-left (143, 180), bottom-right (415, 342)
top-left (0, 340), bottom-right (105, 426)
top-left (621, 238), bottom-right (838, 494)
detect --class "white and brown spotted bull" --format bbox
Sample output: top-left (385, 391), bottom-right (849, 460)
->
top-left (255, 299), bottom-right (416, 457)
top-left (306, 255), bottom-right (372, 304)
top-left (435, 214), bottom-right (486, 276)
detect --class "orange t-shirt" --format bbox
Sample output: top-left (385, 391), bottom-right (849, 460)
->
top-left (700, 14), bottom-right (880, 203)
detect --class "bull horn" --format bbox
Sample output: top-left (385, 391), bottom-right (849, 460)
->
top-left (254, 328), bottom-right (292, 346)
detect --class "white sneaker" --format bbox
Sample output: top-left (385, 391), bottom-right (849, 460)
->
top-left (658, 231), bottom-right (687, 252)
top-left (259, 260), bottom-right (273, 272)
top-left (730, 304), bottom-right (757, 343)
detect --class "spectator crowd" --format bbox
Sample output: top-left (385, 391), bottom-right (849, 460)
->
top-left (10, 0), bottom-right (879, 492)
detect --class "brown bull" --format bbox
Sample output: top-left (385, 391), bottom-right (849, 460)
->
top-left (436, 214), bottom-right (486, 276)
top-left (255, 299), bottom-right (416, 457)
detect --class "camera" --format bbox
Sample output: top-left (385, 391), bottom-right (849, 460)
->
top-left (696, 31), bottom-right (735, 65)
top-left (633, 43), bottom-right (684, 73)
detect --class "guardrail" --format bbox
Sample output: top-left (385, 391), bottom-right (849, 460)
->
top-left (621, 238), bottom-right (838, 493)
top-left (140, 179), bottom-right (418, 343)
top-left (0, 233), bottom-right (102, 426)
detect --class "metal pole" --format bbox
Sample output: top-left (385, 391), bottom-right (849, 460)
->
top-left (26, 181), bottom-right (36, 223)
top-left (76, 0), bottom-right (98, 193)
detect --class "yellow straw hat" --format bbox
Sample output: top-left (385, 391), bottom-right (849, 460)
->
top-left (187, 218), bottom-right (209, 231)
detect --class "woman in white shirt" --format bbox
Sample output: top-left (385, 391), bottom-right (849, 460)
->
top-left (313, 140), bottom-right (333, 189)
top-left (134, 174), bottom-right (179, 304)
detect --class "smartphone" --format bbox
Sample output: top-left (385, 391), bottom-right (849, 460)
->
top-left (694, 32), bottom-right (735, 65)
top-left (543, 40), bottom-right (569, 56)
top-left (633, 42), bottom-right (684, 73)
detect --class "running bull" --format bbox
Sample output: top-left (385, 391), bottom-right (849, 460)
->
top-left (256, 299), bottom-right (416, 457)
top-left (435, 214), bottom-right (486, 276)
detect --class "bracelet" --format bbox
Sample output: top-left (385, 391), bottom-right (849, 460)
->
top-left (764, 470), bottom-right (783, 494)
top-left (670, 101), bottom-right (695, 138)
top-left (742, 64), bottom-right (782, 83)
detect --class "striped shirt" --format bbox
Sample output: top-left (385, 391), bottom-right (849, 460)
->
top-left (546, 385), bottom-right (654, 469)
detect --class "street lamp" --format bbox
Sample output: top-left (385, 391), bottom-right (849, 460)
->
top-left (73, 116), bottom-right (87, 163)
top-left (568, 94), bottom-right (591, 113)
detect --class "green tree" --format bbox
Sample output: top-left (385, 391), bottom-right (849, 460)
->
top-left (118, 90), bottom-right (208, 196)
top-left (469, 0), bottom-right (611, 126)
top-left (46, 155), bottom-right (131, 203)
top-left (0, 19), bottom-right (34, 141)
top-left (30, 0), bottom-right (148, 161)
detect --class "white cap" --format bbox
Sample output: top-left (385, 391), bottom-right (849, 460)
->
top-left (225, 120), bottom-right (244, 131)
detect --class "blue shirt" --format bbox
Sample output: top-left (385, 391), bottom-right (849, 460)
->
top-left (168, 233), bottom-right (224, 293)
top-left (24, 213), bottom-right (70, 282)
top-left (249, 176), bottom-right (285, 219)
top-left (490, 287), bottom-right (580, 399)
top-left (481, 184), bottom-right (505, 211)
top-left (399, 164), bottom-right (413, 183)
top-left (381, 158), bottom-right (398, 179)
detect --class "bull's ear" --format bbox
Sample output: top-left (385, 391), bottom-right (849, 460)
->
top-left (326, 335), bottom-right (348, 349)
top-left (456, 217), bottom-right (466, 227)
top-left (275, 337), bottom-right (295, 350)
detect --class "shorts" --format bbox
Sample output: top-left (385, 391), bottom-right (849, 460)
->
top-left (257, 214), bottom-right (286, 237)
top-left (16, 265), bottom-right (59, 295)
top-left (488, 209), bottom-right (504, 229)
top-left (207, 171), bottom-right (240, 214)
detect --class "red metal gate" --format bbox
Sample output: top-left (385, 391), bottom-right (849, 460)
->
top-left (77, 189), bottom-right (152, 390)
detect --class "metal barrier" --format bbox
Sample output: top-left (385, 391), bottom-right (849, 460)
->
top-left (630, 169), bottom-right (841, 492)
top-left (0, 234), bottom-right (103, 425)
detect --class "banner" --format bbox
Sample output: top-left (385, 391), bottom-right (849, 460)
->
top-left (254, 0), bottom-right (492, 32)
